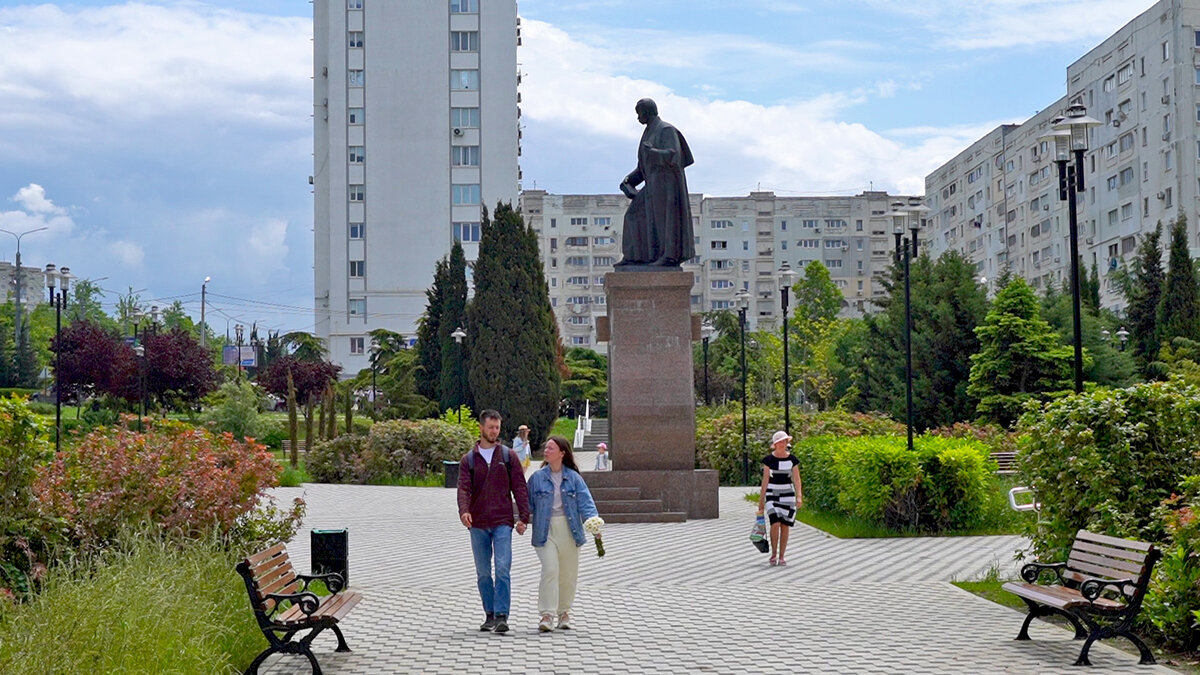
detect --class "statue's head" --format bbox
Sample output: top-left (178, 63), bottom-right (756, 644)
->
top-left (635, 98), bottom-right (658, 125)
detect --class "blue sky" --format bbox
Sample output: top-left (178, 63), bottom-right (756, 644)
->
top-left (0, 0), bottom-right (1158, 335)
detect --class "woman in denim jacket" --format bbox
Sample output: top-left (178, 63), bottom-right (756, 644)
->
top-left (528, 435), bottom-right (599, 632)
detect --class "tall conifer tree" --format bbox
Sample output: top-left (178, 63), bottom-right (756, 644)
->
top-left (1125, 223), bottom-right (1164, 373)
top-left (467, 202), bottom-right (560, 444)
top-left (1158, 214), bottom-right (1200, 346)
top-left (415, 257), bottom-right (448, 400)
top-left (438, 242), bottom-right (470, 412)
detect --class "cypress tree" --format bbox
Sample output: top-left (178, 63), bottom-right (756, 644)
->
top-left (467, 202), bottom-right (560, 445)
top-left (1157, 214), bottom-right (1200, 346)
top-left (1085, 260), bottom-right (1101, 315)
top-left (1125, 223), bottom-right (1164, 373)
top-left (415, 257), bottom-right (448, 400)
top-left (438, 242), bottom-right (470, 412)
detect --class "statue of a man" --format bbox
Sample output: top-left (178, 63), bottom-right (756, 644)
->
top-left (615, 98), bottom-right (696, 267)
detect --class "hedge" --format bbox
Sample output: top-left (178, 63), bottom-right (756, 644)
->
top-left (308, 419), bottom-right (473, 484)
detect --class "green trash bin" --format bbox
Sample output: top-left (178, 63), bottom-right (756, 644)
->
top-left (443, 460), bottom-right (460, 488)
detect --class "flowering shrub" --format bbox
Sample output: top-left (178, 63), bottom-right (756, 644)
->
top-left (0, 396), bottom-right (58, 600)
top-left (308, 419), bottom-right (473, 484)
top-left (34, 418), bottom-right (288, 545)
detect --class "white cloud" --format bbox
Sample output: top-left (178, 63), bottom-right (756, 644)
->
top-left (13, 183), bottom-right (65, 215)
top-left (0, 3), bottom-right (311, 126)
top-left (0, 183), bottom-right (75, 240)
top-left (519, 19), bottom-right (985, 196)
top-left (107, 240), bottom-right (145, 268)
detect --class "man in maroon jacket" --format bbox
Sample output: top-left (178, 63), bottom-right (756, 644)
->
top-left (457, 409), bottom-right (531, 634)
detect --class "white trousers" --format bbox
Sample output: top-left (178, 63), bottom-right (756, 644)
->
top-left (535, 515), bottom-right (579, 616)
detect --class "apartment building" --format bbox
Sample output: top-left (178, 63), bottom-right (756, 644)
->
top-left (521, 189), bottom-right (913, 349)
top-left (927, 0), bottom-right (1200, 311)
top-left (313, 0), bottom-right (520, 374)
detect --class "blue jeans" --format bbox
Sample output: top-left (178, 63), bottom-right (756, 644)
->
top-left (469, 525), bottom-right (513, 616)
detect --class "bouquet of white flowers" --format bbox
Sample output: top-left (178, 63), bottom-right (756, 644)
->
top-left (583, 516), bottom-right (606, 557)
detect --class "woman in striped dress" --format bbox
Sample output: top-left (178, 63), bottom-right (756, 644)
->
top-left (756, 430), bottom-right (803, 566)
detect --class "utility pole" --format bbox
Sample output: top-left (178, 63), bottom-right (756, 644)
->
top-left (200, 276), bottom-right (210, 349)
top-left (1, 227), bottom-right (48, 349)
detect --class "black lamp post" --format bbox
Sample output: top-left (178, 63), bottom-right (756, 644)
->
top-left (1116, 326), bottom-right (1129, 352)
top-left (44, 264), bottom-right (70, 453)
top-left (778, 263), bottom-right (796, 435)
top-left (369, 340), bottom-right (379, 420)
top-left (451, 326), bottom-right (467, 422)
top-left (735, 289), bottom-right (750, 484)
top-left (235, 323), bottom-right (245, 380)
top-left (890, 199), bottom-right (927, 453)
top-left (1040, 105), bottom-right (1101, 393)
top-left (701, 320), bottom-right (714, 406)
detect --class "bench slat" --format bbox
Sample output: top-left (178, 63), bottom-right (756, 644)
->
top-left (1068, 549), bottom-right (1145, 575)
top-left (1072, 539), bottom-right (1148, 565)
top-left (254, 561), bottom-right (295, 590)
top-left (276, 591), bottom-right (362, 626)
top-left (251, 552), bottom-right (291, 579)
top-left (245, 543), bottom-right (286, 567)
top-left (1066, 558), bottom-right (1139, 584)
top-left (1077, 529), bottom-right (1153, 553)
top-left (1002, 581), bottom-right (1124, 611)
top-left (259, 574), bottom-right (299, 605)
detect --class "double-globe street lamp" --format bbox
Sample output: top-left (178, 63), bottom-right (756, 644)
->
top-left (235, 324), bottom-right (245, 379)
top-left (1101, 326), bottom-right (1130, 352)
top-left (1039, 104), bottom-right (1102, 393)
top-left (131, 306), bottom-right (159, 431)
top-left (1, 226), bottom-right (48, 350)
top-left (43, 264), bottom-right (70, 452)
top-left (777, 262), bottom-right (796, 435)
top-left (735, 288), bottom-right (751, 484)
top-left (451, 326), bottom-right (467, 423)
top-left (889, 198), bottom-right (929, 453)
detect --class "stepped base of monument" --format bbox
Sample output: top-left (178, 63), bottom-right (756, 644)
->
top-left (582, 469), bottom-right (719, 522)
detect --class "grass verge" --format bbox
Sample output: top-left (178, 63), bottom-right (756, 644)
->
top-left (743, 491), bottom-right (1025, 538)
top-left (0, 535), bottom-right (262, 674)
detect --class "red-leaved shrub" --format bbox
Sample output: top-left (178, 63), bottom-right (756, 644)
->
top-left (34, 418), bottom-right (282, 544)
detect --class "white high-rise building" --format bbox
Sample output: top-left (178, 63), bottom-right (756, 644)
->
top-left (313, 0), bottom-right (520, 374)
top-left (927, 0), bottom-right (1200, 311)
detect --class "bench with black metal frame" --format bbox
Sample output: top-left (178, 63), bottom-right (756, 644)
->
top-left (236, 543), bottom-right (363, 675)
top-left (1001, 529), bottom-right (1160, 666)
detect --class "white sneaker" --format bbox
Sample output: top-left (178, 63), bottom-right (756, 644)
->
top-left (557, 612), bottom-right (571, 630)
top-left (538, 614), bottom-right (554, 632)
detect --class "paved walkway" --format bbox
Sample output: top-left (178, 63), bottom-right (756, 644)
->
top-left (258, 484), bottom-right (1176, 674)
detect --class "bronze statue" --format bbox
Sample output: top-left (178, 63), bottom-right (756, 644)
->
top-left (615, 98), bottom-right (696, 267)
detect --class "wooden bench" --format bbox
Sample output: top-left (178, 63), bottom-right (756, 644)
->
top-left (991, 451), bottom-right (1017, 475)
top-left (1001, 530), bottom-right (1161, 666)
top-left (236, 543), bottom-right (362, 675)
top-left (281, 439), bottom-right (309, 455)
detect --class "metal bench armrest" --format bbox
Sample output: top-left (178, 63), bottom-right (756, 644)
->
top-left (297, 572), bottom-right (346, 594)
top-left (1019, 561), bottom-right (1066, 584)
top-left (1080, 577), bottom-right (1136, 604)
top-left (266, 591), bottom-right (321, 616)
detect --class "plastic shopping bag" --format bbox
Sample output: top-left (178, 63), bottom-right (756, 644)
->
top-left (749, 513), bottom-right (769, 553)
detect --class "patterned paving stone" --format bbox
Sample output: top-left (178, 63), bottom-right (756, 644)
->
top-left (254, 484), bottom-right (1177, 674)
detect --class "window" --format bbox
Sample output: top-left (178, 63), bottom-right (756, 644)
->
top-left (451, 31), bottom-right (479, 52)
top-left (825, 239), bottom-right (846, 249)
top-left (1121, 202), bottom-right (1133, 220)
top-left (742, 260), bottom-right (751, 272)
top-left (593, 256), bottom-right (614, 266)
top-left (1166, 149), bottom-right (1175, 171)
top-left (742, 241), bottom-right (749, 251)
top-left (349, 337), bottom-right (365, 355)
top-left (349, 260), bottom-right (365, 277)
top-left (452, 184), bottom-right (480, 205)
top-left (824, 219), bottom-right (847, 229)
top-left (349, 222), bottom-right (365, 239)
top-left (711, 219), bottom-right (732, 229)
top-left (1163, 40), bottom-right (1171, 61)
top-left (1107, 209), bottom-right (1119, 226)
top-left (593, 275), bottom-right (606, 286)
top-left (566, 256), bottom-right (588, 266)
top-left (567, 316), bottom-right (591, 325)
top-left (1107, 175), bottom-right (1118, 191)
top-left (710, 241), bottom-right (728, 250)
top-left (592, 236), bottom-right (615, 245)
top-left (802, 219), bottom-right (819, 229)
top-left (593, 295), bottom-right (606, 305)
top-left (709, 260), bottom-right (733, 271)
top-left (1117, 63), bottom-right (1133, 86)
top-left (570, 336), bottom-right (591, 346)
top-left (450, 70), bottom-right (479, 90)
top-left (825, 260), bottom-right (843, 269)
top-left (1165, 187), bottom-right (1173, 207)
top-left (566, 276), bottom-right (589, 286)
top-left (799, 239), bottom-right (819, 249)
top-left (1103, 75), bottom-right (1115, 92)
top-left (566, 296), bottom-right (590, 305)
top-left (348, 0), bottom-right (363, 7)
top-left (453, 222), bottom-right (480, 242)
top-left (348, 31), bottom-right (363, 48)
top-left (781, 241), bottom-right (788, 250)
top-left (348, 108), bottom-right (364, 125)
top-left (451, 145), bottom-right (480, 166)
top-left (856, 219), bottom-right (863, 231)
top-left (349, 184), bottom-right (364, 201)
top-left (570, 217), bottom-right (588, 226)
top-left (451, 0), bottom-right (478, 12)
top-left (348, 69), bottom-right (364, 86)
top-left (451, 107), bottom-right (480, 128)
top-left (710, 300), bottom-right (733, 310)
top-left (349, 298), bottom-right (366, 316)
top-left (594, 217), bottom-right (611, 226)
top-left (565, 236), bottom-right (588, 246)
top-left (1119, 132), bottom-right (1134, 152)
top-left (781, 220), bottom-right (788, 231)
top-left (1164, 113), bottom-right (1172, 135)
top-left (711, 280), bottom-right (734, 289)
top-left (856, 239), bottom-right (864, 251)
top-left (348, 146), bottom-right (364, 163)
top-left (1195, 30), bottom-right (1200, 47)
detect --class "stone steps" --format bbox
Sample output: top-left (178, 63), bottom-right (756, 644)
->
top-left (589, 486), bottom-right (642, 501)
top-left (596, 499), bottom-right (665, 514)
top-left (602, 511), bottom-right (687, 523)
